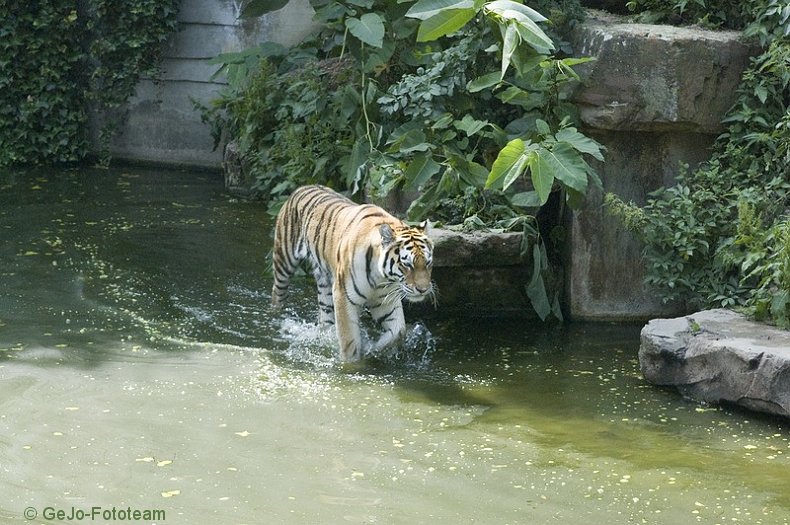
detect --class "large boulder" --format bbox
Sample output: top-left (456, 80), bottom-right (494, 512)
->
top-left (571, 11), bottom-right (758, 133)
top-left (640, 309), bottom-right (790, 418)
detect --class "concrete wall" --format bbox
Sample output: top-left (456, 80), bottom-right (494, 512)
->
top-left (91, 0), bottom-right (315, 169)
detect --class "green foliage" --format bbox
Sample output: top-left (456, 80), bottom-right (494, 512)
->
top-left (0, 0), bottom-right (180, 167)
top-left (626, 0), bottom-right (750, 29)
top-left (736, 206), bottom-right (790, 328)
top-left (201, 54), bottom-right (356, 206)
top-left (207, 0), bottom-right (604, 320)
top-left (0, 3), bottom-right (87, 165)
top-left (606, 0), bottom-right (790, 327)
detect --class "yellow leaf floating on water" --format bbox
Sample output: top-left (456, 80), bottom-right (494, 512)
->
top-left (136, 457), bottom-right (155, 463)
top-left (22, 251), bottom-right (38, 256)
top-left (235, 431), bottom-right (251, 437)
top-left (161, 490), bottom-right (180, 498)
top-left (157, 460), bottom-right (173, 467)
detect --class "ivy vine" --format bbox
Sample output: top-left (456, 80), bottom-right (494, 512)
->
top-left (0, 0), bottom-right (180, 167)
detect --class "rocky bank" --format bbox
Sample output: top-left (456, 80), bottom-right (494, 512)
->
top-left (640, 309), bottom-right (790, 418)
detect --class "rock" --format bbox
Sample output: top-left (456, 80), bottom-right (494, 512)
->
top-left (429, 229), bottom-right (523, 267)
top-left (640, 309), bottom-right (790, 418)
top-left (407, 228), bottom-right (533, 318)
top-left (565, 11), bottom-right (760, 321)
top-left (570, 11), bottom-right (759, 133)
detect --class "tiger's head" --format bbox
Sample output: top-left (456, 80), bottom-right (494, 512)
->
top-left (379, 222), bottom-right (435, 304)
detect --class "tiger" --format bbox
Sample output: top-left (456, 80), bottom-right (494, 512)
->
top-left (270, 185), bottom-right (435, 362)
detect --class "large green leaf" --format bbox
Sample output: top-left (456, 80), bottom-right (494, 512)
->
top-left (454, 115), bottom-right (489, 137)
top-left (500, 22), bottom-right (518, 79)
top-left (527, 149), bottom-right (553, 204)
top-left (389, 128), bottom-right (431, 153)
top-left (486, 138), bottom-right (529, 190)
top-left (405, 0), bottom-right (475, 20)
top-left (526, 243), bottom-right (551, 320)
top-left (539, 142), bottom-right (588, 194)
top-left (510, 190), bottom-right (541, 208)
top-left (514, 18), bottom-right (554, 52)
top-left (404, 152), bottom-right (441, 190)
top-left (484, 0), bottom-right (546, 22)
top-left (555, 127), bottom-right (604, 161)
top-left (241, 0), bottom-right (290, 17)
top-left (345, 137), bottom-right (371, 191)
top-left (416, 8), bottom-right (477, 41)
top-left (467, 71), bottom-right (501, 93)
top-left (450, 155), bottom-right (490, 187)
top-left (485, 1), bottom-right (554, 51)
top-left (346, 13), bottom-right (385, 48)
top-left (495, 85), bottom-right (542, 110)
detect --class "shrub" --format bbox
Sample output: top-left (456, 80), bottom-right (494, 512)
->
top-left (626, 0), bottom-right (750, 29)
top-left (0, 3), bottom-right (87, 165)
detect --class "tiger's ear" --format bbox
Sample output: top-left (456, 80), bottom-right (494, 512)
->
top-left (379, 223), bottom-right (395, 246)
top-left (417, 220), bottom-right (430, 233)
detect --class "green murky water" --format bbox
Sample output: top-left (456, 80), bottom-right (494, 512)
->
top-left (1, 167), bottom-right (788, 525)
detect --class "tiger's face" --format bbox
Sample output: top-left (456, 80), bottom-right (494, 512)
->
top-left (379, 222), bottom-right (435, 304)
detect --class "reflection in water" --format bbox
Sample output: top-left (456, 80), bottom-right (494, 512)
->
top-left (0, 168), bottom-right (788, 524)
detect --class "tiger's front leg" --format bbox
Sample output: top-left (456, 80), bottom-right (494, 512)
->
top-left (369, 298), bottom-right (406, 351)
top-left (332, 278), bottom-right (363, 362)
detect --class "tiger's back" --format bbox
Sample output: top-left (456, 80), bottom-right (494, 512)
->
top-left (270, 185), bottom-right (434, 361)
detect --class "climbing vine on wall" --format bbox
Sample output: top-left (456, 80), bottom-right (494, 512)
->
top-left (0, 0), bottom-right (180, 167)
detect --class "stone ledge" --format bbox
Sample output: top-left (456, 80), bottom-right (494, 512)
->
top-left (406, 228), bottom-right (531, 318)
top-left (571, 11), bottom-right (759, 133)
top-left (640, 309), bottom-right (790, 418)
top-left (430, 229), bottom-right (523, 267)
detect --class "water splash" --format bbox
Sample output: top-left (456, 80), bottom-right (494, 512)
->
top-left (369, 321), bottom-right (437, 369)
top-left (275, 314), bottom-right (438, 370)
top-left (277, 316), bottom-right (340, 368)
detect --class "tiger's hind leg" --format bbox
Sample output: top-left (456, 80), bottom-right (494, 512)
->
top-left (271, 235), bottom-right (304, 309)
top-left (271, 254), bottom-right (296, 308)
top-left (313, 266), bottom-right (335, 327)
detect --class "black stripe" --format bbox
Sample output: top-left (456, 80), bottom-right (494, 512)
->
top-left (347, 205), bottom-right (381, 225)
top-left (342, 284), bottom-right (362, 307)
top-left (320, 206), bottom-right (342, 263)
top-left (387, 256), bottom-right (396, 275)
top-left (374, 306), bottom-right (397, 324)
top-left (365, 246), bottom-right (376, 287)
top-left (350, 270), bottom-right (367, 302)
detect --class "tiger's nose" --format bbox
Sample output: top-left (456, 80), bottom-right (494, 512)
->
top-left (415, 284), bottom-right (430, 294)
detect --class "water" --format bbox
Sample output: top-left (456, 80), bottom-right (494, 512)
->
top-left (1, 167), bottom-right (788, 525)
